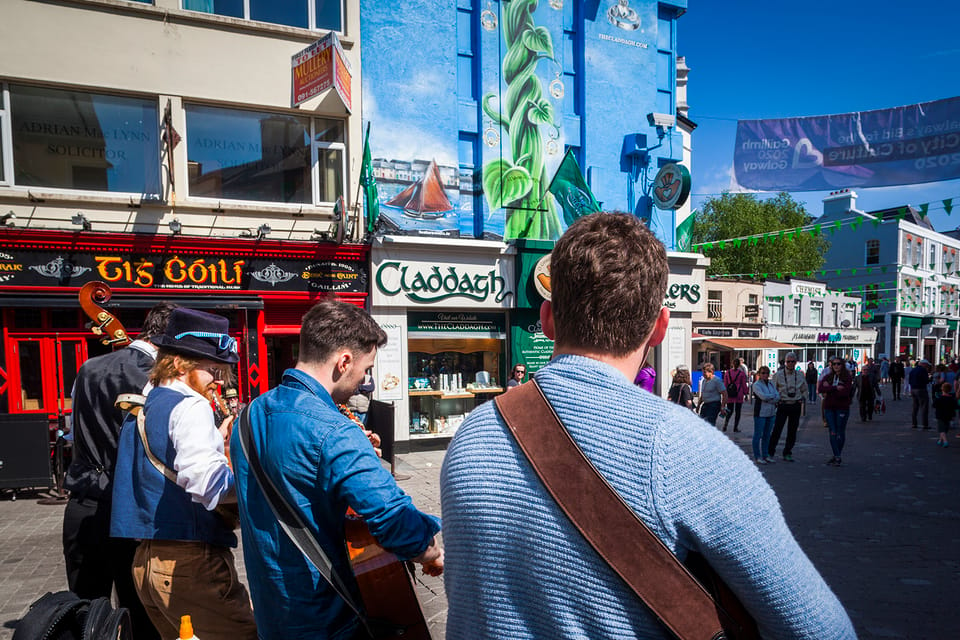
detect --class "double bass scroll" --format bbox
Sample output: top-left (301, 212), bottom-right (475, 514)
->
top-left (78, 281), bottom-right (131, 346)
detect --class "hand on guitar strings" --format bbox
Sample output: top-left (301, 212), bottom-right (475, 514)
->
top-left (363, 429), bottom-right (382, 458)
top-left (413, 538), bottom-right (444, 577)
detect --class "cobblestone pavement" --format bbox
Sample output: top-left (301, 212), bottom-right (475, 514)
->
top-left (2, 387), bottom-right (958, 639)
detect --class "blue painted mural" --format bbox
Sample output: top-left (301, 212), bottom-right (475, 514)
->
top-left (360, 0), bottom-right (680, 241)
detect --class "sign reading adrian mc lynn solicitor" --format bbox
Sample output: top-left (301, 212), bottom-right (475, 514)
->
top-left (734, 96), bottom-right (960, 191)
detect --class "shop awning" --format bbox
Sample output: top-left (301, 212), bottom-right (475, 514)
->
top-left (701, 338), bottom-right (798, 351)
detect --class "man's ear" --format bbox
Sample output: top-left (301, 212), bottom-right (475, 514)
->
top-left (646, 307), bottom-right (670, 348)
top-left (539, 300), bottom-right (555, 341)
top-left (335, 350), bottom-right (352, 374)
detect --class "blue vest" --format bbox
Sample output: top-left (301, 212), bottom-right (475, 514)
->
top-left (110, 387), bottom-right (236, 547)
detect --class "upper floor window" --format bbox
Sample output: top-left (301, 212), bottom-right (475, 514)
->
top-left (929, 242), bottom-right (937, 269)
top-left (183, 0), bottom-right (343, 32)
top-left (810, 301), bottom-right (823, 326)
top-left (865, 239), bottom-right (880, 265)
top-left (707, 289), bottom-right (722, 319)
top-left (768, 300), bottom-right (782, 325)
top-left (3, 84), bottom-right (160, 196)
top-left (793, 299), bottom-right (801, 324)
top-left (831, 302), bottom-right (839, 326)
top-left (185, 104), bottom-right (344, 205)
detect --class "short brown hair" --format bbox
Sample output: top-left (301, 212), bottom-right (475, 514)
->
top-left (550, 213), bottom-right (668, 356)
top-left (299, 300), bottom-right (387, 364)
top-left (701, 363), bottom-right (714, 373)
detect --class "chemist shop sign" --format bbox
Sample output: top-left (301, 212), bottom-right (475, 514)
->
top-left (0, 250), bottom-right (366, 293)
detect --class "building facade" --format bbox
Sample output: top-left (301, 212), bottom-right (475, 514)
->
top-left (817, 190), bottom-right (960, 363)
top-left (0, 0), bottom-right (365, 418)
top-left (762, 278), bottom-right (876, 373)
top-left (691, 278), bottom-right (769, 371)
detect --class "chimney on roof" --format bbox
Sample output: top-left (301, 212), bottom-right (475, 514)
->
top-left (823, 189), bottom-right (857, 217)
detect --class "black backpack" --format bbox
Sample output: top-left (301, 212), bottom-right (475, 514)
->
top-left (13, 591), bottom-right (132, 640)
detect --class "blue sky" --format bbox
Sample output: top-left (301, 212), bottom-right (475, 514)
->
top-left (678, 1), bottom-right (960, 231)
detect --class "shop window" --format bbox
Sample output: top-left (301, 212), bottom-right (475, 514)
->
top-left (865, 239), bottom-right (879, 265)
top-left (185, 105), bottom-right (344, 205)
top-left (182, 0), bottom-right (342, 31)
top-left (407, 336), bottom-right (503, 439)
top-left (16, 341), bottom-right (44, 411)
top-left (7, 84), bottom-right (160, 195)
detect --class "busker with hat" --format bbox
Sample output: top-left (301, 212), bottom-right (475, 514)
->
top-left (110, 308), bottom-right (257, 640)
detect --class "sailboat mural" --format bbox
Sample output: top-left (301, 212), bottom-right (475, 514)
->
top-left (385, 160), bottom-right (453, 219)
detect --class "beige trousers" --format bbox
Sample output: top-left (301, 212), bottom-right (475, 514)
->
top-left (132, 539), bottom-right (258, 640)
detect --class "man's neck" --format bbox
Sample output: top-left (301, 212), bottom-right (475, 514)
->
top-left (552, 346), bottom-right (644, 381)
top-left (295, 362), bottom-right (336, 398)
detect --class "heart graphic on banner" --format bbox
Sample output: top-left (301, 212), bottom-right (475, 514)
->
top-left (792, 138), bottom-right (823, 169)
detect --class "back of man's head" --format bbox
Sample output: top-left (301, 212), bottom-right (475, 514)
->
top-left (551, 212), bottom-right (668, 356)
top-left (299, 300), bottom-right (387, 364)
top-left (138, 302), bottom-right (179, 342)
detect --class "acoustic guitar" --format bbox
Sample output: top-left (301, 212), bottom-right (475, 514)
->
top-left (339, 404), bottom-right (431, 639)
top-left (343, 511), bottom-right (431, 639)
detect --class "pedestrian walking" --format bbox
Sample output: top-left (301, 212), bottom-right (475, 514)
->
top-left (805, 361), bottom-right (819, 403)
top-left (667, 368), bottom-right (694, 410)
top-left (910, 359), bottom-right (931, 429)
top-left (769, 352), bottom-right (804, 461)
top-left (933, 382), bottom-right (955, 448)
top-left (889, 358), bottom-right (905, 400)
top-left (722, 358), bottom-right (748, 432)
top-left (820, 359), bottom-right (853, 466)
top-left (751, 366), bottom-right (779, 464)
top-left (697, 362), bottom-right (727, 427)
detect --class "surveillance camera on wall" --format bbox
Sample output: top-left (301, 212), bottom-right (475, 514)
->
top-left (646, 112), bottom-right (676, 129)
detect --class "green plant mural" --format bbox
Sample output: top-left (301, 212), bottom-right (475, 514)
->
top-left (482, 0), bottom-right (562, 240)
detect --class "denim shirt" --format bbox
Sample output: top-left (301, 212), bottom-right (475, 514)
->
top-left (230, 369), bottom-right (441, 640)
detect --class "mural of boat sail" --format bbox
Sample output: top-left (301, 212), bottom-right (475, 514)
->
top-left (385, 160), bottom-right (454, 219)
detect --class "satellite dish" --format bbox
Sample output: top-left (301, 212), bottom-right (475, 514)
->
top-left (841, 319), bottom-right (851, 328)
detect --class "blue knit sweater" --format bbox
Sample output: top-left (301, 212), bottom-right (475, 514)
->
top-left (441, 355), bottom-right (855, 639)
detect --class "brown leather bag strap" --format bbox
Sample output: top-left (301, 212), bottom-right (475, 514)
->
top-left (495, 380), bottom-right (726, 640)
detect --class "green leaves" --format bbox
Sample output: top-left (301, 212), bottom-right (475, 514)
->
top-left (521, 26), bottom-right (554, 60)
top-left (526, 99), bottom-right (554, 126)
top-left (482, 160), bottom-right (533, 212)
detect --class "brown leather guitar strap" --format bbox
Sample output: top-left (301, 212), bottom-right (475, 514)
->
top-left (495, 380), bottom-right (729, 640)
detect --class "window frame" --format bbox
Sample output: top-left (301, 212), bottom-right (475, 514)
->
top-left (768, 300), bottom-right (783, 325)
top-left (0, 84), bottom-right (11, 186)
top-left (183, 103), bottom-right (346, 208)
top-left (181, 0), bottom-right (344, 32)
top-left (865, 239), bottom-right (880, 265)
top-left (0, 82), bottom-right (161, 199)
top-left (809, 300), bottom-right (823, 326)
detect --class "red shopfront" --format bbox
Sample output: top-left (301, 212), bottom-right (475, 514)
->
top-left (0, 229), bottom-right (369, 420)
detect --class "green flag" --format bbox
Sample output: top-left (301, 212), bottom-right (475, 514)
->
top-left (547, 148), bottom-right (601, 226)
top-left (676, 213), bottom-right (695, 251)
top-left (360, 122), bottom-right (380, 234)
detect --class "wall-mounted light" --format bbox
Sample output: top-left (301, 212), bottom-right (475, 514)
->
top-left (256, 223), bottom-right (271, 239)
top-left (168, 218), bottom-right (182, 235)
top-left (71, 212), bottom-right (91, 231)
top-left (0, 211), bottom-right (16, 227)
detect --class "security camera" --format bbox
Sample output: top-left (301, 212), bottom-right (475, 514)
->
top-left (647, 112), bottom-right (676, 129)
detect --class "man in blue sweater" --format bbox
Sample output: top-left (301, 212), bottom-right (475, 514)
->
top-left (441, 213), bottom-right (855, 639)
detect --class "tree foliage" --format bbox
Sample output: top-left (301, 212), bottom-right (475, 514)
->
top-left (692, 192), bottom-right (829, 277)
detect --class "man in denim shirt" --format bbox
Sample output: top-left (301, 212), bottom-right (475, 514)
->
top-left (231, 301), bottom-right (443, 640)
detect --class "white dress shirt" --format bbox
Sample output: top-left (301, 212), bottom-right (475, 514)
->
top-left (157, 379), bottom-right (232, 511)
